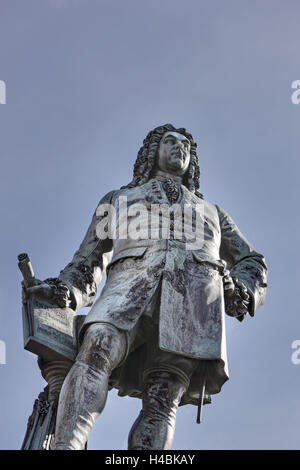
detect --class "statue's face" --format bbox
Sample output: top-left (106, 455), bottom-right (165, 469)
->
top-left (157, 131), bottom-right (191, 176)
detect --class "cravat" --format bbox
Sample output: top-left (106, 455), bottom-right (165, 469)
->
top-left (162, 177), bottom-right (180, 204)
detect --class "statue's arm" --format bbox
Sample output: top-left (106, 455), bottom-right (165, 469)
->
top-left (57, 190), bottom-right (115, 311)
top-left (216, 204), bottom-right (268, 321)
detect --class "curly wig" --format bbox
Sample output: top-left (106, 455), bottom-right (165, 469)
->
top-left (122, 124), bottom-right (203, 198)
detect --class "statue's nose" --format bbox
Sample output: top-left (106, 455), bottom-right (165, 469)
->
top-left (175, 141), bottom-right (184, 150)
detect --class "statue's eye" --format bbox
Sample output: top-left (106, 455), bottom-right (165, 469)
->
top-left (165, 138), bottom-right (175, 145)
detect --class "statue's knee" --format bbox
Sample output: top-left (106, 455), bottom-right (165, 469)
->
top-left (77, 323), bottom-right (126, 372)
top-left (142, 371), bottom-right (186, 419)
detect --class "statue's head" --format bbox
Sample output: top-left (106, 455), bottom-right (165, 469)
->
top-left (156, 130), bottom-right (191, 177)
top-left (123, 124), bottom-right (202, 198)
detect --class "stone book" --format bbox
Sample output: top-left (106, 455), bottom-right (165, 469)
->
top-left (22, 296), bottom-right (84, 362)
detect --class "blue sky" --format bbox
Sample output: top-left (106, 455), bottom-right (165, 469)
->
top-left (0, 0), bottom-right (299, 449)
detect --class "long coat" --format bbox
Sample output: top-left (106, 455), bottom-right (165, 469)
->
top-left (58, 178), bottom-right (267, 404)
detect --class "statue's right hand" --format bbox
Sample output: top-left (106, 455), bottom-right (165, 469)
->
top-left (23, 279), bottom-right (54, 302)
top-left (22, 277), bottom-right (72, 308)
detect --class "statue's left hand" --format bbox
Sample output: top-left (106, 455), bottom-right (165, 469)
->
top-left (223, 275), bottom-right (250, 321)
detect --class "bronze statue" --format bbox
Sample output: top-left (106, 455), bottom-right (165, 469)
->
top-left (21, 124), bottom-right (267, 450)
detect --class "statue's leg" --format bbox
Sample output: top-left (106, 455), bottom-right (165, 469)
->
top-left (53, 323), bottom-right (126, 450)
top-left (127, 370), bottom-right (187, 450)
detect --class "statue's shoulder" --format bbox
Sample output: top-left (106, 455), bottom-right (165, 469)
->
top-left (115, 183), bottom-right (147, 198)
top-left (93, 190), bottom-right (118, 212)
top-left (212, 203), bottom-right (237, 227)
top-left (97, 185), bottom-right (141, 206)
top-left (194, 193), bottom-right (225, 216)
top-left (98, 189), bottom-right (120, 204)
top-left (204, 198), bottom-right (221, 216)
top-left (213, 203), bottom-right (229, 218)
top-left (196, 196), bottom-right (224, 221)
